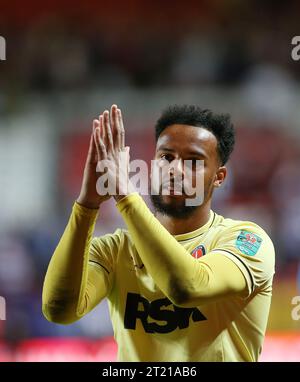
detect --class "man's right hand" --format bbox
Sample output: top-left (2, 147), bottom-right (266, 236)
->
top-left (76, 104), bottom-right (121, 209)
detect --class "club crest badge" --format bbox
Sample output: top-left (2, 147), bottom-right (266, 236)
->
top-left (191, 245), bottom-right (206, 259)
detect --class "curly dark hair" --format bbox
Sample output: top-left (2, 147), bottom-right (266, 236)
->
top-left (155, 105), bottom-right (235, 165)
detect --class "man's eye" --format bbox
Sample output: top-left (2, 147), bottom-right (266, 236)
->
top-left (161, 154), bottom-right (173, 162)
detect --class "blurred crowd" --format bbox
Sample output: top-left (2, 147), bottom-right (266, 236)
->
top-left (0, 1), bottom-right (300, 96)
top-left (1, 0), bottom-right (300, 343)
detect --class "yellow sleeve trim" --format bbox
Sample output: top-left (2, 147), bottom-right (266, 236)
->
top-left (73, 201), bottom-right (100, 219)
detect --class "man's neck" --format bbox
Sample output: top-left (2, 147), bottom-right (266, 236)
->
top-left (155, 202), bottom-right (212, 235)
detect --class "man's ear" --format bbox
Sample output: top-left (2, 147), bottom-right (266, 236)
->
top-left (214, 166), bottom-right (227, 188)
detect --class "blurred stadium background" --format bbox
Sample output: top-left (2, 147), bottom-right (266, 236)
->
top-left (0, 0), bottom-right (300, 362)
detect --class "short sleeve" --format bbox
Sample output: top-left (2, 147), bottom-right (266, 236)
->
top-left (211, 222), bottom-right (275, 296)
top-left (88, 228), bottom-right (123, 293)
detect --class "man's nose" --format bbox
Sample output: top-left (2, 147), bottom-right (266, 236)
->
top-left (169, 159), bottom-right (184, 176)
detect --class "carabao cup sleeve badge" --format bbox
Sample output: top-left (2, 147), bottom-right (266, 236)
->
top-left (235, 230), bottom-right (262, 256)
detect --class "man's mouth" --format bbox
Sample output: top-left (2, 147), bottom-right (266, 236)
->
top-left (161, 181), bottom-right (185, 196)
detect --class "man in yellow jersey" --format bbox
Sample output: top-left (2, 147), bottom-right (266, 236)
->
top-left (42, 104), bottom-right (275, 362)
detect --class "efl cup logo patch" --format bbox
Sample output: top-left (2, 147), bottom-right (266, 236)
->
top-left (236, 230), bottom-right (262, 256)
top-left (191, 245), bottom-right (206, 259)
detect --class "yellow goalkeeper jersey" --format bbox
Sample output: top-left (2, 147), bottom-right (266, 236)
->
top-left (87, 195), bottom-right (275, 362)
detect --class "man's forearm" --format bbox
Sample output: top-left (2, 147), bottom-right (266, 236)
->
top-left (116, 193), bottom-right (203, 305)
top-left (42, 202), bottom-right (99, 324)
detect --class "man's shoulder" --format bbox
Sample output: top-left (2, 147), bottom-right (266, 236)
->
top-left (213, 211), bottom-right (272, 241)
top-left (211, 212), bottom-right (275, 265)
top-left (92, 228), bottom-right (126, 247)
top-left (92, 227), bottom-right (137, 249)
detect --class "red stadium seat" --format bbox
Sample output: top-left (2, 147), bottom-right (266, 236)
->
top-left (0, 341), bottom-right (13, 362)
top-left (15, 338), bottom-right (93, 362)
top-left (90, 337), bottom-right (117, 362)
